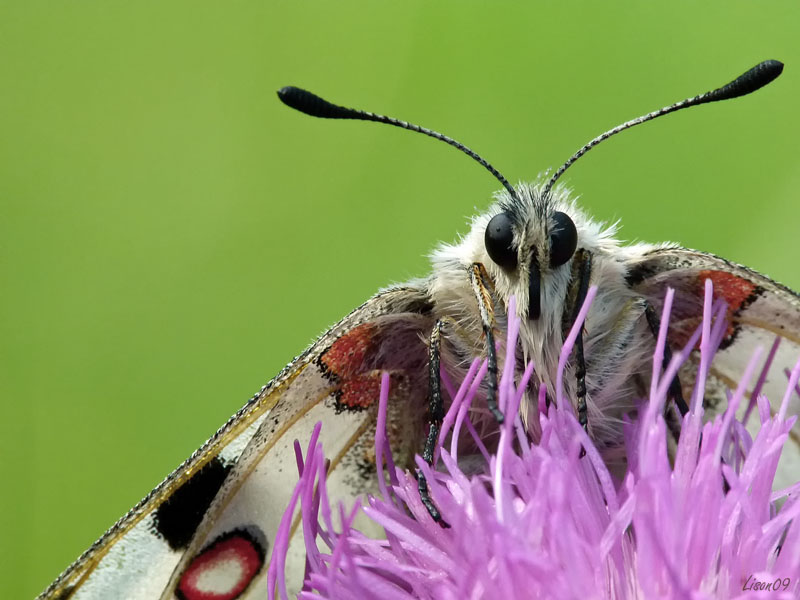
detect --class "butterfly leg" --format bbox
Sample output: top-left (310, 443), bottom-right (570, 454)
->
top-left (644, 302), bottom-right (688, 441)
top-left (418, 317), bottom-right (451, 527)
top-left (569, 250), bottom-right (593, 435)
top-left (470, 263), bottom-right (504, 424)
top-left (419, 263), bottom-right (501, 525)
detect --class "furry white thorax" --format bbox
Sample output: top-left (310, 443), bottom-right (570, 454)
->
top-left (427, 181), bottom-right (661, 448)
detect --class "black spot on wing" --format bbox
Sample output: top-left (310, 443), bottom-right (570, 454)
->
top-left (624, 262), bottom-right (657, 288)
top-left (152, 457), bottom-right (232, 550)
top-left (624, 252), bottom-right (695, 288)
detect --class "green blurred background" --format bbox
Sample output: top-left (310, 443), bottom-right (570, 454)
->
top-left (2, 2), bottom-right (799, 597)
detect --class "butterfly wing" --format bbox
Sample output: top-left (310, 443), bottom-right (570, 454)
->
top-left (627, 246), bottom-right (800, 489)
top-left (39, 286), bottom-right (434, 600)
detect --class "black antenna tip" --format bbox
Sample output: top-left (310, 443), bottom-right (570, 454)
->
top-left (708, 59), bottom-right (784, 102)
top-left (277, 86), bottom-right (353, 120)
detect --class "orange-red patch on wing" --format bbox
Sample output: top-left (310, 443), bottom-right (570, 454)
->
top-left (338, 372), bottom-right (382, 410)
top-left (699, 270), bottom-right (758, 340)
top-left (320, 323), bottom-right (379, 378)
top-left (699, 270), bottom-right (757, 314)
top-left (669, 271), bottom-right (759, 349)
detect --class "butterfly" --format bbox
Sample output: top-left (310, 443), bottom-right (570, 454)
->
top-left (38, 59), bottom-right (799, 599)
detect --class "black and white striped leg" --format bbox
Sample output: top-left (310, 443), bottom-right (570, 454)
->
top-left (470, 263), bottom-right (504, 424)
top-left (569, 250), bottom-right (593, 436)
top-left (418, 318), bottom-right (450, 527)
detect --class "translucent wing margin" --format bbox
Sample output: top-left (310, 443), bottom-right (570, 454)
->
top-left (627, 246), bottom-right (800, 490)
top-left (39, 286), bottom-right (433, 600)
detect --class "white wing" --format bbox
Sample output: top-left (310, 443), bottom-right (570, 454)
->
top-left (39, 287), bottom-right (434, 600)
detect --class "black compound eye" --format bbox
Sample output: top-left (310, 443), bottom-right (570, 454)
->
top-left (484, 211), bottom-right (517, 270)
top-left (549, 211), bottom-right (578, 268)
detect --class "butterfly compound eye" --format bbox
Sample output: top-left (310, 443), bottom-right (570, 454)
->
top-left (549, 211), bottom-right (578, 268)
top-left (484, 212), bottom-right (518, 269)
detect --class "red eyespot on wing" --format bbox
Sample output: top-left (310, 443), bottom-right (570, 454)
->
top-left (320, 322), bottom-right (379, 378)
top-left (177, 530), bottom-right (265, 600)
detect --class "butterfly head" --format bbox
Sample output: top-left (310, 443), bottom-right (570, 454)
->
top-left (482, 184), bottom-right (579, 322)
top-left (432, 182), bottom-right (614, 339)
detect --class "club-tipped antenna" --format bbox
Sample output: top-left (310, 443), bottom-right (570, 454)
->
top-left (543, 59), bottom-right (784, 195)
top-left (278, 86), bottom-right (521, 203)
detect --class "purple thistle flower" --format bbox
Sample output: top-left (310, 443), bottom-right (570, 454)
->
top-left (268, 282), bottom-right (800, 599)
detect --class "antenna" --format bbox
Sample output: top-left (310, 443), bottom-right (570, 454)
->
top-left (543, 60), bottom-right (784, 195)
top-left (277, 86), bottom-right (521, 203)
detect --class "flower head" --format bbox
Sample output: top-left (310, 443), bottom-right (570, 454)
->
top-left (269, 282), bottom-right (800, 599)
